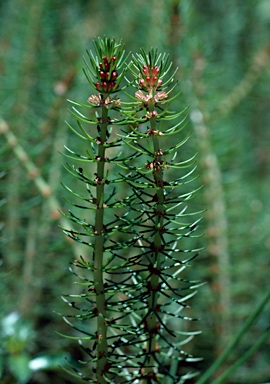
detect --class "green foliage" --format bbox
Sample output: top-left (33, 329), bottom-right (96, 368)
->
top-left (60, 37), bottom-right (270, 384)
top-left (1, 1), bottom-right (270, 383)
top-left (60, 38), bottom-right (203, 383)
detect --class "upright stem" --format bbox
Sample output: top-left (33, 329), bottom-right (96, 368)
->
top-left (94, 104), bottom-right (109, 383)
top-left (62, 37), bottom-right (129, 382)
top-left (143, 105), bottom-right (165, 382)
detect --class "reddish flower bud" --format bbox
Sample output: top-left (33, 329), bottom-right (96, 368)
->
top-left (102, 56), bottom-right (108, 63)
top-left (157, 79), bottom-right (162, 86)
top-left (153, 65), bottom-right (160, 75)
top-left (110, 82), bottom-right (115, 89)
top-left (111, 71), bottom-right (118, 80)
top-left (99, 71), bottom-right (105, 79)
top-left (95, 81), bottom-right (100, 90)
top-left (143, 65), bottom-right (149, 74)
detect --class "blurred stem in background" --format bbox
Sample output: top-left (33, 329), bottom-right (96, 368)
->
top-left (5, 0), bottom-right (46, 280)
top-left (190, 54), bottom-right (231, 354)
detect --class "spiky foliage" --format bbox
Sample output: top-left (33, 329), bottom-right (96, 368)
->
top-left (61, 40), bottom-right (202, 383)
top-left (118, 49), bottom-right (203, 382)
top-left (60, 38), bottom-right (142, 383)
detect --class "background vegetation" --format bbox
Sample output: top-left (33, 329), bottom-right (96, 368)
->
top-left (1, 0), bottom-right (269, 383)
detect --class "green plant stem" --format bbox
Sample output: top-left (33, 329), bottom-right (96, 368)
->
top-left (94, 104), bottom-right (109, 383)
top-left (196, 289), bottom-right (270, 384)
top-left (143, 105), bottom-right (165, 382)
top-left (212, 328), bottom-right (270, 384)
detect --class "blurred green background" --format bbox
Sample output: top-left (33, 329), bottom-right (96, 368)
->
top-left (0, 0), bottom-right (269, 383)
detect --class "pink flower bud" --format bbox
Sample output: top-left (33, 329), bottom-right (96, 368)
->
top-left (143, 65), bottom-right (149, 74)
top-left (153, 65), bottom-right (160, 75)
top-left (157, 79), bottom-right (162, 87)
